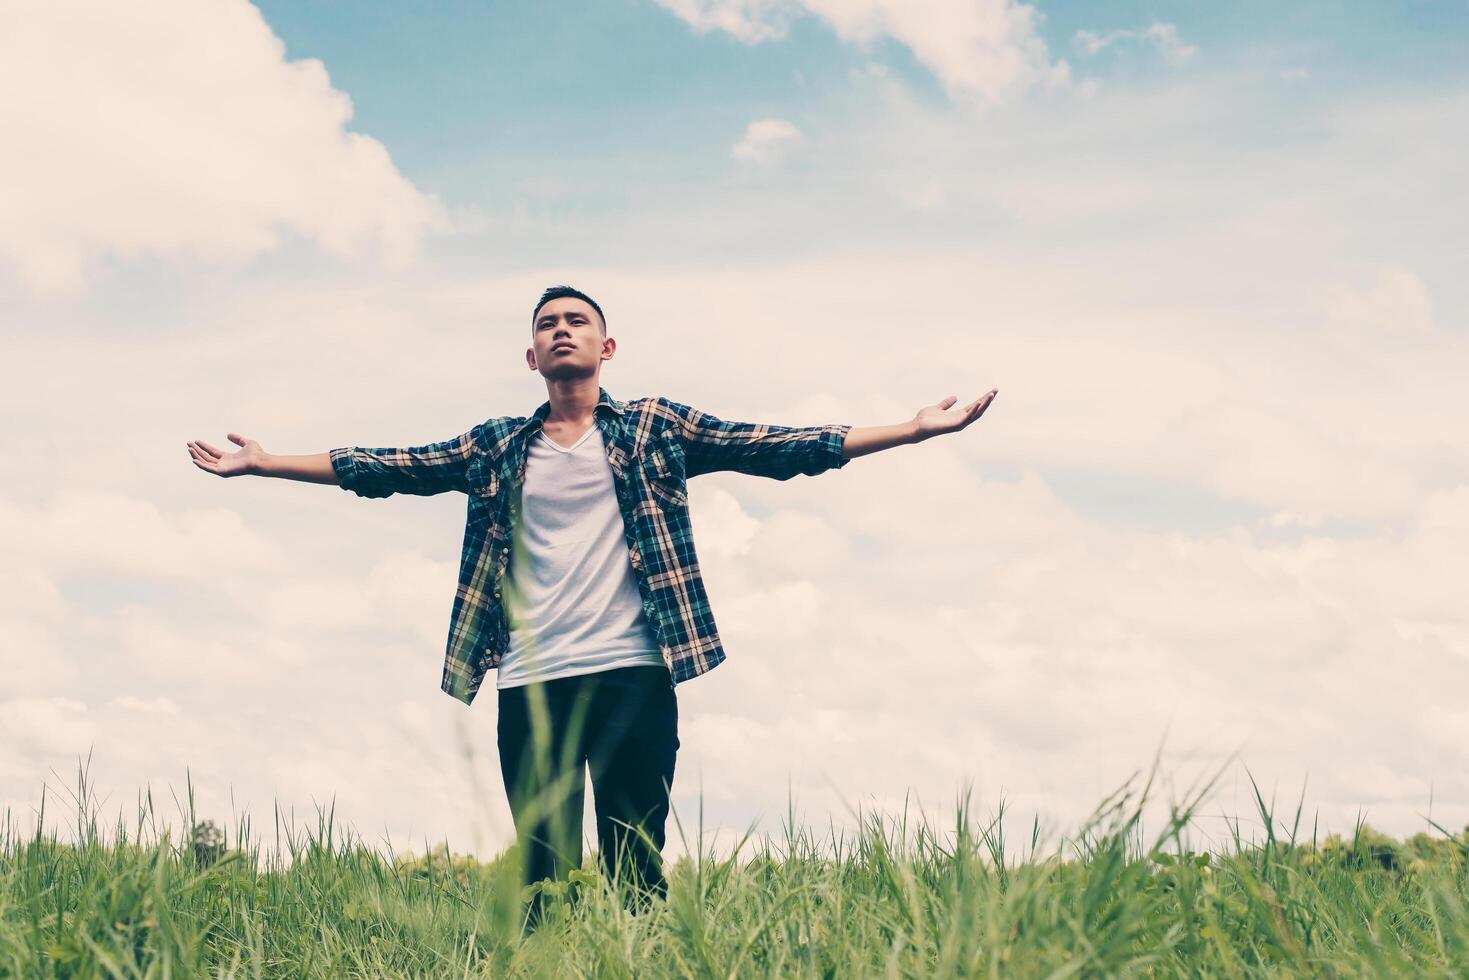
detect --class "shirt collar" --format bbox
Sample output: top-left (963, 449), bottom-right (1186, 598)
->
top-left (514, 385), bottom-right (625, 439)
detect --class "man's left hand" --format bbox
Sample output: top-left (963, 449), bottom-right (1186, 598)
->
top-left (912, 389), bottom-right (998, 442)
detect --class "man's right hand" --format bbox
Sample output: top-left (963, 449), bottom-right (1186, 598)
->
top-left (188, 433), bottom-right (265, 478)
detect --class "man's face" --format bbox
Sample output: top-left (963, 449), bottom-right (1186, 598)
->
top-left (527, 297), bottom-right (611, 380)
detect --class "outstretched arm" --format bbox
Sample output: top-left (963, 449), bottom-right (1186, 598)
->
top-left (187, 428), bottom-right (478, 498)
top-left (662, 388), bottom-right (998, 479)
top-left (843, 388), bottom-right (998, 460)
top-left (187, 434), bottom-right (336, 484)
top-left (659, 397), bottom-right (852, 481)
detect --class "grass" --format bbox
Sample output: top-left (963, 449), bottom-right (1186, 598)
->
top-left (2, 753), bottom-right (1466, 978)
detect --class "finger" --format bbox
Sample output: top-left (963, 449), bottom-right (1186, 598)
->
top-left (965, 392), bottom-right (995, 421)
top-left (188, 446), bottom-right (214, 469)
top-left (938, 395), bottom-right (957, 410)
top-left (195, 440), bottom-right (223, 460)
top-left (228, 433), bottom-right (245, 446)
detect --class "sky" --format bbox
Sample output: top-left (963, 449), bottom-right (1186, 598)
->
top-left (3, 0), bottom-right (1468, 865)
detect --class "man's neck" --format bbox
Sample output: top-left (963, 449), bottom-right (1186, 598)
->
top-left (544, 377), bottom-right (601, 424)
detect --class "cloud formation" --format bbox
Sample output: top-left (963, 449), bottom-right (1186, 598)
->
top-left (733, 118), bottom-right (803, 165)
top-left (654, 0), bottom-right (1070, 104)
top-left (2, 3), bottom-right (1466, 863)
top-left (1073, 22), bottom-right (1198, 66)
top-left (0, 0), bottom-right (444, 292)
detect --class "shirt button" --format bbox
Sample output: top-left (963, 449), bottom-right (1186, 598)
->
top-left (492, 588), bottom-right (501, 599)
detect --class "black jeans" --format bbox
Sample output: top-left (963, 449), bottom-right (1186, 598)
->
top-left (496, 664), bottom-right (679, 916)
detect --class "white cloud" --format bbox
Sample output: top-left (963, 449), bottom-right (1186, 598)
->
top-left (260, 552), bottom-right (458, 648)
top-left (4, 245), bottom-right (1468, 849)
top-left (0, 0), bottom-right (444, 292)
top-left (0, 697), bottom-right (97, 758)
top-left (0, 616), bottom-right (74, 696)
top-left (110, 604), bottom-right (303, 687)
top-left (3, 22), bottom-right (1468, 858)
top-left (732, 118), bottom-right (803, 165)
top-left (111, 695), bottom-right (182, 716)
top-left (0, 572), bottom-right (75, 696)
top-left (676, 470), bottom-right (1469, 846)
top-left (1074, 22), bottom-right (1198, 66)
top-left (0, 569), bottom-right (66, 621)
top-left (652, 0), bottom-right (797, 41)
top-left (655, 0), bottom-right (1070, 105)
top-left (1324, 267), bottom-right (1436, 335)
top-left (0, 491), bottom-right (286, 579)
top-left (686, 487), bottom-right (762, 560)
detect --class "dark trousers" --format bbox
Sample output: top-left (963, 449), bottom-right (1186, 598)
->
top-left (496, 663), bottom-right (679, 918)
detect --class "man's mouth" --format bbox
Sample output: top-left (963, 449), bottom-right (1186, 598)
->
top-left (552, 343), bottom-right (575, 353)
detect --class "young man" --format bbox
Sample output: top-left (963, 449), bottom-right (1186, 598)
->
top-left (186, 285), bottom-right (997, 924)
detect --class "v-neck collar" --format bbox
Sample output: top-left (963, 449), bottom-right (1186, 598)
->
top-left (540, 424), bottom-right (598, 454)
top-left (514, 385), bottom-right (625, 441)
top-left (506, 385), bottom-right (630, 481)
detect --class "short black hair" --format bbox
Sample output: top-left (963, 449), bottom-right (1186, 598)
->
top-left (532, 285), bottom-right (606, 333)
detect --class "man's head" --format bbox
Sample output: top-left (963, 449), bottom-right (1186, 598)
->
top-left (532, 285), bottom-right (605, 335)
top-left (526, 284), bottom-right (614, 381)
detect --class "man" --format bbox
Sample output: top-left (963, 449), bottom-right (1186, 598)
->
top-left (186, 284), bottom-right (997, 925)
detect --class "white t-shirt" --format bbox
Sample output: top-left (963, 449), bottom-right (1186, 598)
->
top-left (496, 424), bottom-right (665, 689)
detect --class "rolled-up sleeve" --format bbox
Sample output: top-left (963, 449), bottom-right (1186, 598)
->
top-left (328, 427), bottom-right (478, 498)
top-left (660, 397), bottom-right (851, 481)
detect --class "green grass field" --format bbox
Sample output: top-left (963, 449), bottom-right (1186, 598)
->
top-left (3, 758), bottom-right (1466, 978)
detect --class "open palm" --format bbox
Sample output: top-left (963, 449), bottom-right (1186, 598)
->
top-left (913, 389), bottom-right (998, 442)
top-left (187, 433), bottom-right (263, 478)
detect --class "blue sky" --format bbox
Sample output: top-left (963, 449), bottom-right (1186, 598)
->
top-left (220, 0), bottom-right (1469, 305)
top-left (255, 0), bottom-right (1468, 165)
top-left (3, 0), bottom-right (1468, 861)
top-left (249, 0), bottom-right (1469, 179)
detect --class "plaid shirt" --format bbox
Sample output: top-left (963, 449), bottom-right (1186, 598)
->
top-left (329, 386), bottom-right (851, 705)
